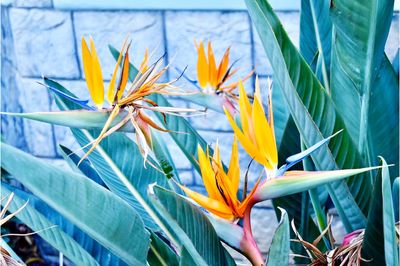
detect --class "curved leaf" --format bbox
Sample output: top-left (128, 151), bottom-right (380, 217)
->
top-left (7, 185), bottom-right (126, 266)
top-left (246, 0), bottom-right (370, 232)
top-left (330, 0), bottom-right (398, 176)
top-left (58, 145), bottom-right (104, 186)
top-left (1, 142), bottom-right (150, 265)
top-left (300, 0), bottom-right (332, 90)
top-left (266, 208), bottom-right (290, 266)
top-left (147, 231), bottom-right (179, 266)
top-left (1, 186), bottom-right (99, 266)
top-left (362, 158), bottom-right (398, 266)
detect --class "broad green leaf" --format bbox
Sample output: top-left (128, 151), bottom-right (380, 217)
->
top-left (362, 158), bottom-right (398, 266)
top-left (330, 0), bottom-right (398, 176)
top-left (58, 145), bottom-right (105, 186)
top-left (1, 187), bottom-right (99, 266)
top-left (1, 110), bottom-right (133, 132)
top-left (151, 130), bottom-right (181, 182)
top-left (392, 48), bottom-right (399, 75)
top-left (393, 177), bottom-right (399, 221)
top-left (300, 0), bottom-right (332, 90)
top-left (246, 0), bottom-right (370, 232)
top-left (1, 142), bottom-right (150, 265)
top-left (179, 247), bottom-right (199, 266)
top-left (180, 94), bottom-right (227, 113)
top-left (147, 231), bottom-right (179, 266)
top-left (266, 208), bottom-right (290, 266)
top-left (7, 185), bottom-right (125, 265)
top-left (367, 56), bottom-right (399, 178)
top-left (149, 186), bottom-right (235, 266)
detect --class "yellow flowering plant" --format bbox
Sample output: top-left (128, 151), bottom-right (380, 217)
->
top-left (2, 4), bottom-right (396, 262)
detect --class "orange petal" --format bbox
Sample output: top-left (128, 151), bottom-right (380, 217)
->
top-left (197, 41), bottom-right (209, 88)
top-left (197, 145), bottom-right (224, 202)
top-left (116, 51), bottom-right (130, 100)
top-left (227, 137), bottom-right (240, 195)
top-left (106, 40), bottom-right (127, 104)
top-left (179, 185), bottom-right (235, 220)
top-left (139, 48), bottom-right (149, 73)
top-left (208, 42), bottom-right (218, 88)
top-left (217, 47), bottom-right (230, 84)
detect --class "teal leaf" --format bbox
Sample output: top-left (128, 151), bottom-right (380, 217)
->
top-left (1, 142), bottom-right (150, 265)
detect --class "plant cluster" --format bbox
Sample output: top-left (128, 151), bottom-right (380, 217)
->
top-left (1, 0), bottom-right (398, 265)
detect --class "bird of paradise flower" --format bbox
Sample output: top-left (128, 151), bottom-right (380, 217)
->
top-left (60, 36), bottom-right (197, 164)
top-left (178, 78), bottom-right (383, 264)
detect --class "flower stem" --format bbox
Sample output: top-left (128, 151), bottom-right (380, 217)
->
top-left (241, 203), bottom-right (264, 265)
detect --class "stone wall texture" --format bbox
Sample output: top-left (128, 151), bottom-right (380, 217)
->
top-left (1, 0), bottom-right (399, 262)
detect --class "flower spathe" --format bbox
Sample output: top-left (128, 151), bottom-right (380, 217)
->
top-left (178, 140), bottom-right (261, 221)
top-left (224, 78), bottom-right (278, 171)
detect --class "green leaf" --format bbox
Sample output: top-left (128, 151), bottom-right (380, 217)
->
top-left (179, 247), bottom-right (200, 266)
top-left (147, 231), bottom-right (179, 266)
top-left (300, 0), bottom-right (332, 90)
top-left (1, 110), bottom-right (134, 132)
top-left (393, 177), bottom-right (399, 221)
top-left (246, 0), bottom-right (370, 231)
top-left (392, 48), bottom-right (399, 75)
top-left (368, 56), bottom-right (399, 178)
top-left (330, 0), bottom-right (397, 176)
top-left (0, 142), bottom-right (150, 265)
top-left (180, 94), bottom-right (227, 113)
top-left (1, 187), bottom-right (99, 266)
top-left (58, 145), bottom-right (104, 186)
top-left (6, 185), bottom-right (125, 265)
top-left (266, 208), bottom-right (290, 266)
top-left (149, 186), bottom-right (234, 266)
top-left (151, 130), bottom-right (181, 182)
top-left (362, 158), bottom-right (398, 266)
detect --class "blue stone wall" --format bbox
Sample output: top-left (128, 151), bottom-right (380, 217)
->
top-left (1, 0), bottom-right (398, 256)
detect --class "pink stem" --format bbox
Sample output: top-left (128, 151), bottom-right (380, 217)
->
top-left (240, 202), bottom-right (264, 265)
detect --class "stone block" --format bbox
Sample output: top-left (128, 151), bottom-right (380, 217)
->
top-left (73, 11), bottom-right (165, 79)
top-left (17, 77), bottom-right (57, 157)
top-left (177, 170), bottom-right (194, 186)
top-left (251, 207), bottom-right (279, 254)
top-left (164, 11), bottom-right (254, 91)
top-left (188, 105), bottom-right (233, 131)
top-left (11, 0), bottom-right (52, 8)
top-left (253, 12), bottom-right (300, 76)
top-left (386, 14), bottom-right (399, 61)
top-left (9, 8), bottom-right (79, 78)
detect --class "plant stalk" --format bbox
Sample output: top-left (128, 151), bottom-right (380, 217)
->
top-left (240, 203), bottom-right (264, 265)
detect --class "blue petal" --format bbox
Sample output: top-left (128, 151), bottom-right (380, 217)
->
top-left (41, 81), bottom-right (95, 110)
top-left (280, 130), bottom-right (343, 173)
